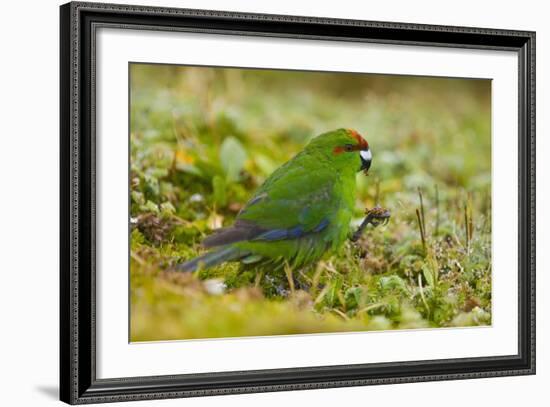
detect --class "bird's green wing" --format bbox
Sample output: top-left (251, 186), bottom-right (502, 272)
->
top-left (201, 151), bottom-right (348, 249)
top-left (237, 152), bottom-right (338, 234)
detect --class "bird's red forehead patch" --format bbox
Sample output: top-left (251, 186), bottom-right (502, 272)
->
top-left (348, 129), bottom-right (369, 150)
top-left (332, 129), bottom-right (369, 155)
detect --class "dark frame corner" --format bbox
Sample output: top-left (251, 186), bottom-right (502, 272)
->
top-left (60, 1), bottom-right (535, 404)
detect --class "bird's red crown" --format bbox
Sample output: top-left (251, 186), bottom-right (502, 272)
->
top-left (333, 129), bottom-right (369, 155)
top-left (348, 129), bottom-right (369, 150)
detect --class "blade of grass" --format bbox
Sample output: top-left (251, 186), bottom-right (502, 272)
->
top-left (464, 201), bottom-right (470, 254)
top-left (418, 187), bottom-right (427, 236)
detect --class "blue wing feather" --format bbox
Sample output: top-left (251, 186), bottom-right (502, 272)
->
top-left (254, 229), bottom-right (288, 241)
top-left (312, 218), bottom-right (330, 233)
top-left (253, 218), bottom-right (329, 242)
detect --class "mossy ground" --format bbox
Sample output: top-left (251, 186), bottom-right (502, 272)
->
top-left (130, 64), bottom-right (492, 341)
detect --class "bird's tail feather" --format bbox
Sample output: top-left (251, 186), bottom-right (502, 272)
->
top-left (176, 246), bottom-right (246, 273)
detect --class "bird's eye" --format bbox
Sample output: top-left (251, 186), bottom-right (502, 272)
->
top-left (344, 144), bottom-right (354, 152)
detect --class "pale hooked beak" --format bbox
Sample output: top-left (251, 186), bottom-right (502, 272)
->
top-left (360, 149), bottom-right (372, 172)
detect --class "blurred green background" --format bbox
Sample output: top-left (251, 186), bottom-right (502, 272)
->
top-left (130, 63), bottom-right (492, 341)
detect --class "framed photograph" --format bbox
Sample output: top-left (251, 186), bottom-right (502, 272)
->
top-left (60, 1), bottom-right (535, 404)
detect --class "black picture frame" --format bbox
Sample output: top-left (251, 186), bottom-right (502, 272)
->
top-left (60, 1), bottom-right (536, 404)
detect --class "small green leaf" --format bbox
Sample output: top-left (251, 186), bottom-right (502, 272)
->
top-left (379, 275), bottom-right (409, 295)
top-left (345, 286), bottom-right (363, 310)
top-left (130, 228), bottom-right (145, 249)
top-left (220, 136), bottom-right (247, 181)
top-left (141, 200), bottom-right (159, 214)
top-left (143, 174), bottom-right (160, 197)
top-left (422, 264), bottom-right (435, 288)
top-left (325, 276), bottom-right (343, 307)
top-left (160, 201), bottom-right (176, 218)
top-left (131, 191), bottom-right (145, 205)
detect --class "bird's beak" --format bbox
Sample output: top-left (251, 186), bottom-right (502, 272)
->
top-left (360, 149), bottom-right (372, 173)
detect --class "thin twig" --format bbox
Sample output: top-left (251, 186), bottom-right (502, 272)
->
top-left (416, 208), bottom-right (426, 252)
top-left (283, 262), bottom-right (295, 293)
top-left (332, 309), bottom-right (350, 321)
top-left (130, 251), bottom-right (146, 265)
top-left (254, 270), bottom-right (264, 288)
top-left (357, 303), bottom-right (385, 315)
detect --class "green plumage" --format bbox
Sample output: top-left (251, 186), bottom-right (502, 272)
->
top-left (178, 128), bottom-right (371, 272)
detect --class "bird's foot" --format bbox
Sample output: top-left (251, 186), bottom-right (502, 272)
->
top-left (365, 206), bottom-right (391, 227)
top-left (351, 206), bottom-right (391, 242)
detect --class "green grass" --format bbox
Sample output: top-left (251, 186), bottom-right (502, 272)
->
top-left (129, 64), bottom-right (492, 341)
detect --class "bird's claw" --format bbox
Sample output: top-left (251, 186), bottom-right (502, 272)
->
top-left (365, 206), bottom-right (391, 227)
top-left (351, 206), bottom-right (391, 242)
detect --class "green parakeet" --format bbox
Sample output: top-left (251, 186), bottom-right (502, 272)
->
top-left (178, 128), bottom-right (372, 272)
